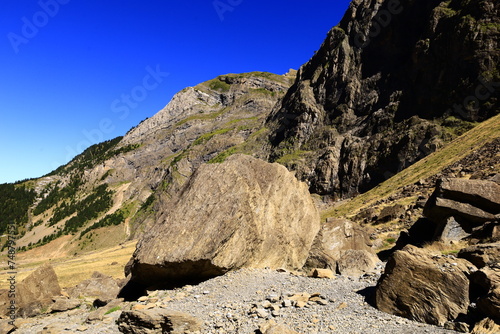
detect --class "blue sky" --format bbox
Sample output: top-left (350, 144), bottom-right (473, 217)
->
top-left (0, 0), bottom-right (351, 183)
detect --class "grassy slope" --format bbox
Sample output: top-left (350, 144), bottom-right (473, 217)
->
top-left (322, 113), bottom-right (500, 220)
top-left (0, 240), bottom-right (136, 289)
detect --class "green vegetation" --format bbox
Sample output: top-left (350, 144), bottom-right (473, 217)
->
top-left (223, 117), bottom-right (259, 127)
top-left (208, 146), bottom-right (240, 163)
top-left (275, 150), bottom-right (310, 165)
top-left (208, 78), bottom-right (231, 92)
top-left (46, 137), bottom-right (139, 177)
top-left (251, 88), bottom-right (276, 97)
top-left (192, 128), bottom-right (232, 146)
top-left (62, 184), bottom-right (114, 233)
top-left (440, 116), bottom-right (478, 140)
top-left (139, 193), bottom-right (156, 212)
top-left (0, 184), bottom-right (36, 235)
top-left (48, 137), bottom-right (124, 176)
top-left (79, 208), bottom-right (125, 238)
top-left (104, 306), bottom-right (122, 315)
top-left (175, 107), bottom-right (227, 126)
top-left (33, 174), bottom-right (83, 217)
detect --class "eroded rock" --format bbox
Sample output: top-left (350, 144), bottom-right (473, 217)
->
top-left (66, 271), bottom-right (121, 300)
top-left (117, 309), bottom-right (202, 334)
top-left (122, 155), bottom-right (320, 298)
top-left (336, 249), bottom-right (378, 277)
top-left (304, 218), bottom-right (373, 271)
top-left (17, 264), bottom-right (62, 318)
top-left (375, 245), bottom-right (475, 326)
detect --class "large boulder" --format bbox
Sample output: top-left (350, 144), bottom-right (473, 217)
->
top-left (375, 245), bottom-right (476, 326)
top-left (336, 249), bottom-right (378, 277)
top-left (436, 178), bottom-right (500, 214)
top-left (17, 263), bottom-right (62, 318)
top-left (304, 218), bottom-right (373, 271)
top-left (122, 155), bottom-right (320, 296)
top-left (424, 178), bottom-right (500, 228)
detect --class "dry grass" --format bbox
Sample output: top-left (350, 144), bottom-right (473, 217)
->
top-left (0, 240), bottom-right (136, 289)
top-left (322, 113), bottom-right (500, 220)
top-left (421, 240), bottom-right (468, 256)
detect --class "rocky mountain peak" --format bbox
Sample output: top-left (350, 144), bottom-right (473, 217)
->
top-left (266, 0), bottom-right (499, 198)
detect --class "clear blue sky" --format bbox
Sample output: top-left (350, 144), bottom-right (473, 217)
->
top-left (0, 0), bottom-right (351, 184)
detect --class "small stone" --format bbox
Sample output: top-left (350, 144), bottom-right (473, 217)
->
top-left (137, 296), bottom-right (148, 302)
top-left (267, 294), bottom-right (280, 303)
top-left (282, 299), bottom-right (293, 308)
top-left (296, 300), bottom-right (307, 308)
top-left (256, 308), bottom-right (269, 319)
top-left (262, 300), bottom-right (273, 309)
top-left (271, 310), bottom-right (281, 317)
top-left (309, 268), bottom-right (335, 279)
top-left (336, 302), bottom-right (348, 310)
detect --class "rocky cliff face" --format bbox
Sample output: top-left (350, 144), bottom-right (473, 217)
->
top-left (266, 0), bottom-right (499, 198)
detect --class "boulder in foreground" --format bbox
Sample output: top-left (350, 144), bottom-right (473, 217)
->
top-left (17, 263), bottom-right (62, 318)
top-left (122, 155), bottom-right (320, 296)
top-left (375, 245), bottom-right (475, 326)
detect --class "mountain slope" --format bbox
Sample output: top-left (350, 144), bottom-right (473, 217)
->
top-left (0, 72), bottom-right (294, 255)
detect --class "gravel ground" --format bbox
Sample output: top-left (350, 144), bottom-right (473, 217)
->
top-left (14, 267), bottom-right (460, 334)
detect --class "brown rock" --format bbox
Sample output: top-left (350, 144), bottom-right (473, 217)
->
top-left (17, 263), bottom-right (61, 318)
top-left (259, 320), bottom-right (300, 334)
top-left (375, 245), bottom-right (475, 326)
top-left (458, 243), bottom-right (500, 268)
top-left (336, 249), bottom-right (378, 276)
top-left (86, 299), bottom-right (124, 322)
top-left (117, 309), bottom-right (202, 334)
top-left (309, 268), bottom-right (335, 279)
top-left (123, 155), bottom-right (320, 296)
top-left (471, 267), bottom-right (500, 322)
top-left (50, 297), bottom-right (81, 313)
top-left (424, 178), bottom-right (500, 226)
top-left (471, 318), bottom-right (500, 334)
top-left (305, 218), bottom-right (373, 270)
top-left (438, 178), bottom-right (500, 214)
top-left (67, 271), bottom-right (121, 300)
top-left (0, 320), bottom-right (15, 334)
top-left (426, 197), bottom-right (496, 225)
top-left (378, 204), bottom-right (407, 223)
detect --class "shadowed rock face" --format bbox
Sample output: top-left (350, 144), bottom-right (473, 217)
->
top-left (120, 155), bottom-right (320, 299)
top-left (266, 0), bottom-right (500, 198)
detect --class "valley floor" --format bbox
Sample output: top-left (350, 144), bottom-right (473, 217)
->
top-left (14, 267), bottom-right (459, 334)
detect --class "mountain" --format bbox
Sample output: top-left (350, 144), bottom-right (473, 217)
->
top-left (266, 0), bottom-right (499, 198)
top-left (0, 0), bottom-right (498, 271)
top-left (0, 72), bottom-right (294, 254)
